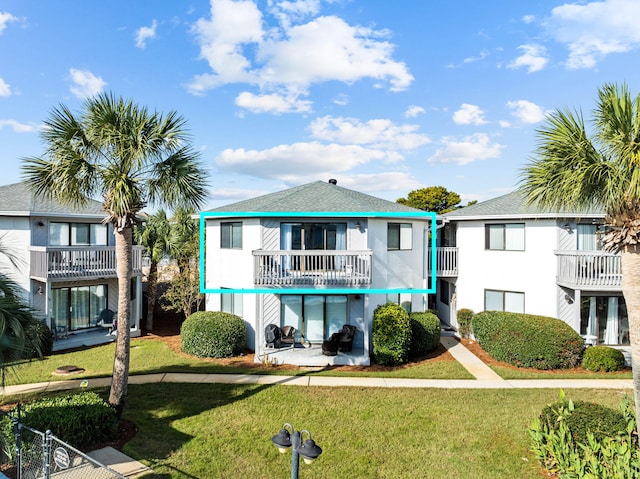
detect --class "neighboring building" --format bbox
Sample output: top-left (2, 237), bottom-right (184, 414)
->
top-left (435, 190), bottom-right (627, 348)
top-left (203, 180), bottom-right (431, 366)
top-left (0, 182), bottom-right (144, 343)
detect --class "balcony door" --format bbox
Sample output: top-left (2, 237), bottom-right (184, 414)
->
top-left (281, 223), bottom-right (346, 271)
top-left (280, 295), bottom-right (347, 343)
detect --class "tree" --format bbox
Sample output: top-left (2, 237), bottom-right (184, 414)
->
top-left (519, 82), bottom-right (640, 425)
top-left (22, 93), bottom-right (208, 417)
top-left (135, 209), bottom-right (172, 331)
top-left (161, 207), bottom-right (203, 319)
top-left (396, 186), bottom-right (462, 213)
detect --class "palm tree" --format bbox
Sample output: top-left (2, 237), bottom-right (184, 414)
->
top-left (135, 209), bottom-right (172, 331)
top-left (520, 82), bottom-right (640, 423)
top-left (22, 93), bottom-right (208, 416)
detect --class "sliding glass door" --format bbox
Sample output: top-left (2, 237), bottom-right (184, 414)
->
top-left (280, 295), bottom-right (348, 343)
top-left (50, 285), bottom-right (107, 331)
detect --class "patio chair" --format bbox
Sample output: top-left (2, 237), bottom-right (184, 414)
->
top-left (97, 308), bottom-right (116, 334)
top-left (265, 324), bottom-right (282, 348)
top-left (280, 325), bottom-right (296, 346)
top-left (322, 324), bottom-right (357, 356)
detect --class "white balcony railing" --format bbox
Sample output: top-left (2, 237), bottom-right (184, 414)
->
top-left (253, 250), bottom-right (372, 286)
top-left (428, 247), bottom-right (458, 277)
top-left (30, 246), bottom-right (144, 280)
top-left (555, 250), bottom-right (621, 289)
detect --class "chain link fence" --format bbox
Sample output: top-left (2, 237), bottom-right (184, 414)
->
top-left (3, 407), bottom-right (126, 479)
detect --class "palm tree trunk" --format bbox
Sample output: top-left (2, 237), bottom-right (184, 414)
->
top-left (621, 245), bottom-right (640, 428)
top-left (145, 264), bottom-right (158, 331)
top-left (109, 225), bottom-right (132, 419)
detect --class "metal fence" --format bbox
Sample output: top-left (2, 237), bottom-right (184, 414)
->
top-left (5, 409), bottom-right (126, 479)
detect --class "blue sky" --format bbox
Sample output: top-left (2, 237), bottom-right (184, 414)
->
top-left (1, 0), bottom-right (639, 209)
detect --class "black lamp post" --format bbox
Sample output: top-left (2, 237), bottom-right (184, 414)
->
top-left (272, 423), bottom-right (322, 479)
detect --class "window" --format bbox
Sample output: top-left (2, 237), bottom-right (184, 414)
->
top-left (221, 291), bottom-right (243, 317)
top-left (280, 295), bottom-right (348, 342)
top-left (50, 284), bottom-right (107, 331)
top-left (49, 222), bottom-right (108, 246)
top-left (387, 293), bottom-right (412, 313)
top-left (280, 223), bottom-right (346, 250)
top-left (439, 280), bottom-right (450, 306)
top-left (388, 223), bottom-right (412, 251)
top-left (221, 222), bottom-right (242, 249)
top-left (580, 296), bottom-right (628, 345)
top-left (577, 224), bottom-right (604, 250)
top-left (484, 289), bottom-right (524, 313)
top-left (485, 223), bottom-right (524, 251)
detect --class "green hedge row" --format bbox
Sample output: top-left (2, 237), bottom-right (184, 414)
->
top-left (582, 345), bottom-right (626, 372)
top-left (372, 303), bottom-right (412, 366)
top-left (472, 311), bottom-right (584, 369)
top-left (181, 311), bottom-right (246, 358)
top-left (409, 311), bottom-right (440, 357)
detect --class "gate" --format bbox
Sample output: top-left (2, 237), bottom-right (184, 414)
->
top-left (8, 413), bottom-right (126, 479)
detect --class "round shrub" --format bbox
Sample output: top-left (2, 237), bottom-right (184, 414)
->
top-left (23, 320), bottom-right (54, 359)
top-left (582, 346), bottom-right (626, 372)
top-left (472, 311), bottom-right (584, 369)
top-left (540, 400), bottom-right (628, 445)
top-left (456, 308), bottom-right (474, 339)
top-left (181, 311), bottom-right (246, 358)
top-left (372, 302), bottom-right (411, 366)
top-left (409, 311), bottom-right (441, 358)
top-left (0, 391), bottom-right (117, 456)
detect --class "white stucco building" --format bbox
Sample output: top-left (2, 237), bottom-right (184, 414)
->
top-left (203, 180), bottom-right (431, 366)
top-left (434, 191), bottom-right (627, 348)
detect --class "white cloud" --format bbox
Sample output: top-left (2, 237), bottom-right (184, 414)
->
top-left (499, 120), bottom-right (511, 128)
top-left (209, 187), bottom-right (271, 200)
top-left (522, 15), bottom-right (536, 24)
top-left (309, 116), bottom-right (430, 150)
top-left (0, 78), bottom-right (11, 96)
top-left (0, 119), bottom-right (40, 133)
top-left (332, 93), bottom-right (349, 106)
top-left (463, 50), bottom-right (489, 64)
top-left (333, 172), bottom-right (421, 193)
top-left (404, 105), bottom-right (425, 118)
top-left (215, 141), bottom-right (399, 183)
top-left (68, 68), bottom-right (107, 99)
top-left (506, 100), bottom-right (547, 124)
top-left (427, 133), bottom-right (504, 165)
top-left (188, 0), bottom-right (413, 103)
top-left (235, 91), bottom-right (313, 113)
top-left (135, 19), bottom-right (158, 49)
top-left (453, 104), bottom-right (487, 125)
top-left (0, 12), bottom-right (17, 34)
top-left (508, 44), bottom-right (548, 73)
top-left (547, 0), bottom-right (640, 69)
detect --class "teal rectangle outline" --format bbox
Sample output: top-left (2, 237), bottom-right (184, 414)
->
top-left (200, 210), bottom-right (436, 294)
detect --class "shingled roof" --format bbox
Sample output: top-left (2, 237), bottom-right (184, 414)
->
top-left (207, 180), bottom-right (423, 215)
top-left (443, 190), bottom-right (605, 220)
top-left (0, 182), bottom-right (106, 217)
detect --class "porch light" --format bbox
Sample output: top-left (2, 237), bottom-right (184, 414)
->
top-left (272, 423), bottom-right (322, 478)
top-left (563, 224), bottom-right (572, 233)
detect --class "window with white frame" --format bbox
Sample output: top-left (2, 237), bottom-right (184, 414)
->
top-left (387, 223), bottom-right (412, 251)
top-left (220, 222), bottom-right (242, 249)
top-left (49, 222), bottom-right (108, 246)
top-left (221, 290), bottom-right (243, 317)
top-left (485, 223), bottom-right (524, 251)
top-left (387, 293), bottom-right (412, 313)
top-left (485, 289), bottom-right (524, 313)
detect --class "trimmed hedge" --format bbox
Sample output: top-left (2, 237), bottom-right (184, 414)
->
top-left (1, 391), bottom-right (117, 456)
top-left (181, 311), bottom-right (246, 358)
top-left (409, 311), bottom-right (440, 357)
top-left (472, 311), bottom-right (584, 369)
top-left (540, 400), bottom-right (628, 445)
top-left (23, 320), bottom-right (54, 359)
top-left (372, 302), bottom-right (411, 366)
top-left (456, 308), bottom-right (474, 339)
top-left (582, 346), bottom-right (626, 372)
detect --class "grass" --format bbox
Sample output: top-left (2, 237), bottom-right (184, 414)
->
top-left (4, 338), bottom-right (472, 386)
top-left (114, 384), bottom-right (627, 478)
top-left (489, 364), bottom-right (633, 380)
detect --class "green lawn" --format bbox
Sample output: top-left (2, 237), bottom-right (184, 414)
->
top-left (115, 384), bottom-right (627, 478)
top-left (4, 338), bottom-right (472, 386)
top-left (490, 363), bottom-right (633, 380)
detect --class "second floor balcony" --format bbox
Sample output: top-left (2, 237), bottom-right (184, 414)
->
top-left (253, 250), bottom-right (372, 287)
top-left (556, 250), bottom-right (621, 290)
top-left (428, 247), bottom-right (458, 277)
top-left (30, 246), bottom-right (144, 282)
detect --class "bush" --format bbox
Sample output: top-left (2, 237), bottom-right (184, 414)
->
top-left (530, 392), bottom-right (639, 478)
top-left (1, 391), bottom-right (117, 457)
top-left (582, 345), bottom-right (626, 372)
top-left (372, 302), bottom-right (411, 366)
top-left (456, 308), bottom-right (474, 339)
top-left (409, 311), bottom-right (440, 358)
top-left (472, 311), bottom-right (584, 369)
top-left (181, 311), bottom-right (246, 358)
top-left (23, 320), bottom-right (54, 359)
